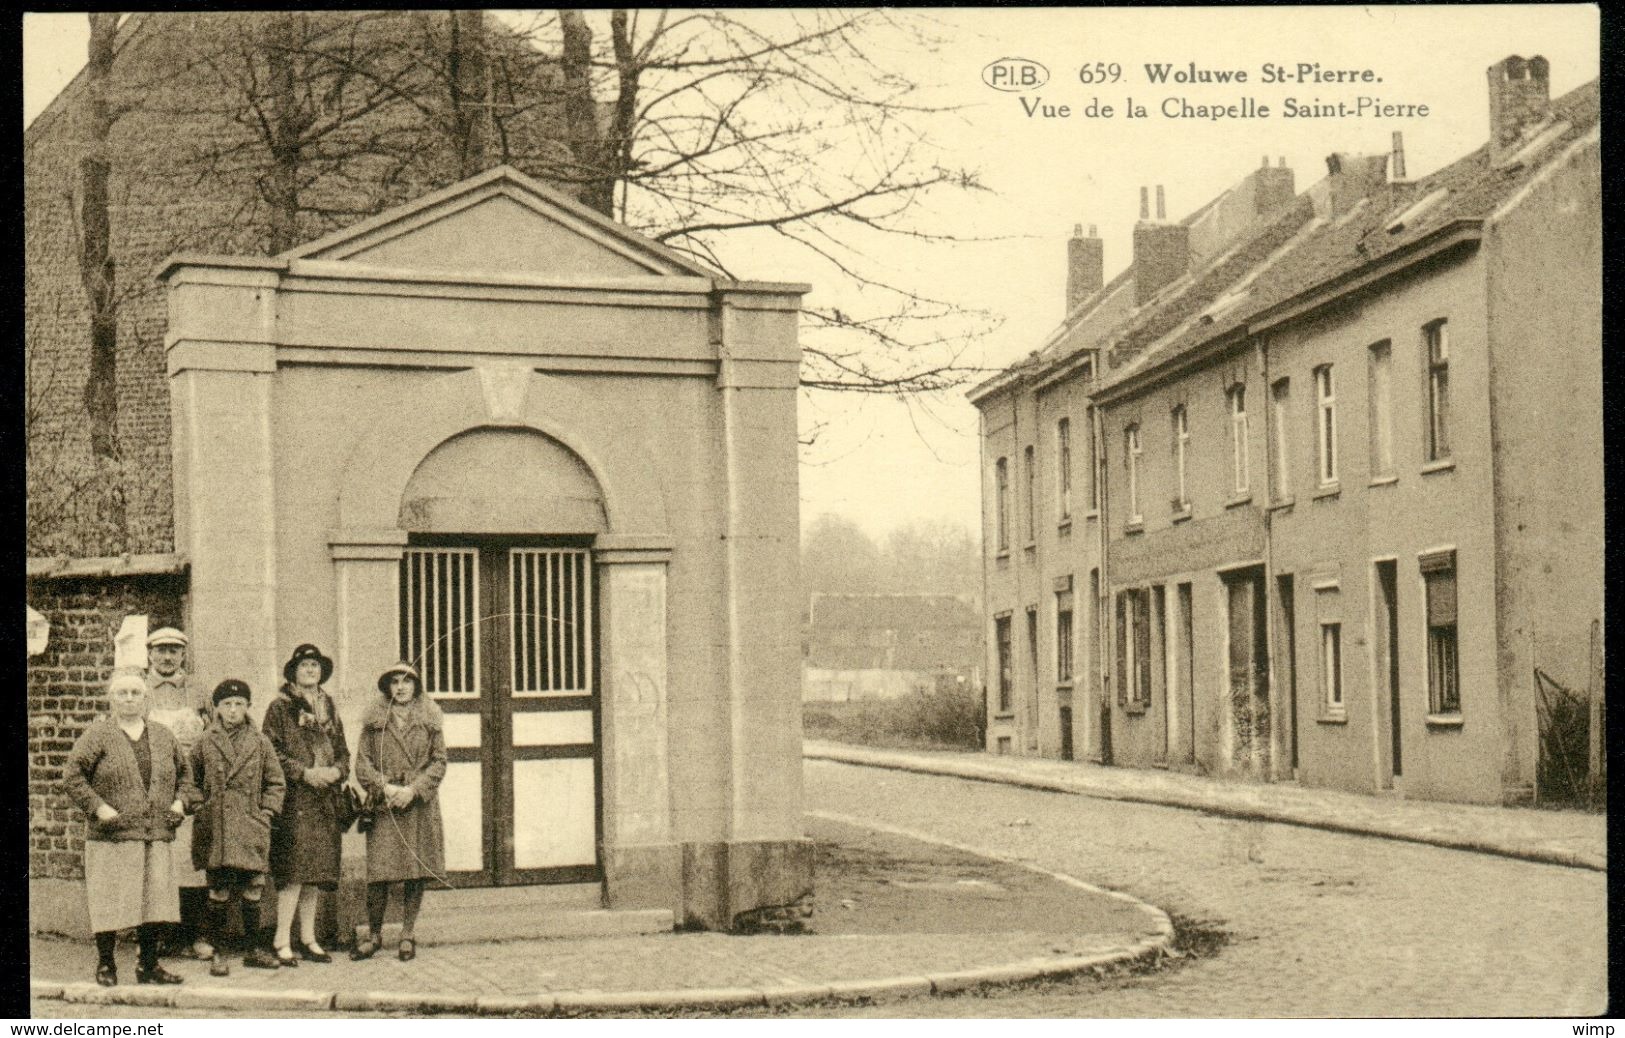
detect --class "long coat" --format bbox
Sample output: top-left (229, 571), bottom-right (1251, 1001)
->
top-left (355, 696), bottom-right (447, 883)
top-left (187, 719), bottom-right (286, 875)
top-left (65, 718), bottom-right (193, 843)
top-left (262, 685), bottom-right (350, 888)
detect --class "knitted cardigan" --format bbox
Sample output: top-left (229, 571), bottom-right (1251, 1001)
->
top-left (65, 718), bottom-right (195, 843)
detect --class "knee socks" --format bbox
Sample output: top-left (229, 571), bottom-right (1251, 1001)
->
top-left (240, 896), bottom-right (263, 948)
top-left (206, 897), bottom-right (233, 952)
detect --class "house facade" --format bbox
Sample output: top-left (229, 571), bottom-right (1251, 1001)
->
top-left (972, 56), bottom-right (1600, 805)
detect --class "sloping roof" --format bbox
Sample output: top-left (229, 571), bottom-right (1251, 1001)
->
top-left (1094, 79), bottom-right (1598, 400)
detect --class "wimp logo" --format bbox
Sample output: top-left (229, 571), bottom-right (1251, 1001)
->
top-left (982, 57), bottom-right (1049, 92)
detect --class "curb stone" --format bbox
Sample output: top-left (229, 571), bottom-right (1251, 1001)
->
top-left (825, 976), bottom-right (934, 1001)
top-left (475, 993), bottom-right (558, 1014)
top-left (805, 745), bottom-right (1606, 872)
top-left (761, 983), bottom-right (834, 1005)
top-left (333, 990), bottom-right (481, 1014)
top-left (171, 985), bottom-right (334, 1011)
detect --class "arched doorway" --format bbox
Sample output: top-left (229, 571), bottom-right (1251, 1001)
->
top-left (398, 427), bottom-right (608, 886)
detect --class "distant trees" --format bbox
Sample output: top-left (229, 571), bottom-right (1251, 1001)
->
top-left (801, 513), bottom-right (979, 604)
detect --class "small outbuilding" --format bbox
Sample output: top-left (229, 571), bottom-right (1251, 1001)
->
top-left (158, 166), bottom-right (811, 929)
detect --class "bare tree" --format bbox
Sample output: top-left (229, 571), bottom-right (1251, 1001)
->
top-left (529, 9), bottom-right (999, 396)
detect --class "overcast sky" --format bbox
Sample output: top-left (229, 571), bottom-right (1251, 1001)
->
top-left (24, 8), bottom-right (1600, 543)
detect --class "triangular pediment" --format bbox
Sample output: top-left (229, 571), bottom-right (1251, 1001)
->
top-left (282, 165), bottom-right (714, 279)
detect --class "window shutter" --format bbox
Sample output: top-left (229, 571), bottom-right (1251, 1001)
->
top-left (1114, 593), bottom-right (1127, 705)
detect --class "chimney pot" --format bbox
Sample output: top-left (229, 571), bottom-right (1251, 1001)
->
top-left (1155, 184), bottom-right (1166, 220)
top-left (1390, 131), bottom-right (1407, 181)
top-left (1073, 223), bottom-right (1083, 237)
top-left (1088, 224), bottom-right (1097, 237)
top-left (1261, 155), bottom-right (1269, 168)
top-left (1278, 156), bottom-right (1286, 167)
top-left (1139, 186), bottom-right (1150, 221)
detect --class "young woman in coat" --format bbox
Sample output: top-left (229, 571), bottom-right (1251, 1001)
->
top-left (351, 662), bottom-right (447, 962)
top-left (261, 644), bottom-right (350, 966)
top-left (187, 679), bottom-right (286, 975)
top-left (64, 671), bottom-right (194, 986)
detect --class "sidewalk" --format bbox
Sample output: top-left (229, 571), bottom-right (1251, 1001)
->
top-left (31, 814), bottom-right (1171, 1016)
top-left (805, 740), bottom-right (1606, 871)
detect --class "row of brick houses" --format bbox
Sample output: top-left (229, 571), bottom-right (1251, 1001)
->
top-left (970, 56), bottom-right (1600, 805)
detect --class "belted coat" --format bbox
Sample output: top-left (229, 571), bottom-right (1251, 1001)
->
top-left (263, 685), bottom-right (350, 888)
top-left (187, 718), bottom-right (286, 874)
top-left (355, 696), bottom-right (447, 883)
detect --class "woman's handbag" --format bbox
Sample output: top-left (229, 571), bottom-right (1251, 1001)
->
top-left (333, 784), bottom-right (365, 834)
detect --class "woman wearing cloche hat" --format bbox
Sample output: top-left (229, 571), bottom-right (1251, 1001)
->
top-left (261, 644), bottom-right (351, 967)
top-left (351, 661), bottom-right (447, 962)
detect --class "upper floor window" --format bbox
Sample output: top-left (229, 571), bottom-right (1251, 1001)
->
top-left (1425, 320), bottom-right (1451, 462)
top-left (1228, 384), bottom-right (1249, 493)
top-left (1369, 340), bottom-right (1395, 478)
top-left (1056, 418), bottom-right (1072, 522)
top-left (995, 457), bottom-right (1009, 552)
top-left (1125, 424), bottom-right (1143, 523)
top-left (1315, 365), bottom-right (1338, 485)
top-left (1171, 405), bottom-right (1190, 510)
top-left (1023, 445), bottom-right (1036, 543)
top-left (1085, 406), bottom-right (1100, 512)
top-left (1270, 378), bottom-right (1291, 500)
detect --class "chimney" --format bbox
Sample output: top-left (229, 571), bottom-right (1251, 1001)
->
top-left (1488, 54), bottom-right (1551, 164)
top-left (1322, 152), bottom-right (1390, 217)
top-left (1132, 183), bottom-right (1190, 305)
top-left (1390, 132), bottom-right (1408, 182)
top-left (1066, 223), bottom-right (1104, 315)
top-left (1253, 156), bottom-right (1296, 214)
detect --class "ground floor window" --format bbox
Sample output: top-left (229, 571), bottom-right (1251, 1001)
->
top-left (995, 614), bottom-right (1013, 713)
top-left (1320, 622), bottom-right (1343, 709)
top-left (1422, 551), bottom-right (1459, 714)
top-left (1115, 588), bottom-right (1151, 707)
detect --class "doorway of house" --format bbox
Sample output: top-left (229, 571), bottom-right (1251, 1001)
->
top-left (1222, 566), bottom-right (1271, 777)
top-left (1275, 573), bottom-right (1299, 775)
top-left (399, 537), bottom-right (601, 887)
top-left (1375, 559), bottom-right (1402, 783)
top-left (1059, 705), bottom-right (1074, 761)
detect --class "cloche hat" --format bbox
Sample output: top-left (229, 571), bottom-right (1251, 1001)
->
top-left (212, 678), bottom-right (252, 706)
top-left (282, 643), bottom-right (334, 685)
top-left (376, 661), bottom-right (422, 696)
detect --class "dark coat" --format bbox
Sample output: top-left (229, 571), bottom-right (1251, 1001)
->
top-left (355, 696), bottom-right (447, 883)
top-left (188, 718), bottom-right (286, 874)
top-left (262, 685), bottom-right (350, 888)
top-left (65, 718), bottom-right (194, 843)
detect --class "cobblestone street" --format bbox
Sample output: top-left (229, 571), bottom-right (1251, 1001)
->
top-left (780, 759), bottom-right (1609, 1018)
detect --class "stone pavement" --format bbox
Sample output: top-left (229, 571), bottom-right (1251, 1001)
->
top-left (804, 740), bottom-right (1606, 871)
top-left (30, 815), bottom-right (1170, 1016)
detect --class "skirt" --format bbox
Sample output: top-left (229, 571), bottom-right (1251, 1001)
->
top-left (170, 816), bottom-right (206, 888)
top-left (83, 840), bottom-right (180, 934)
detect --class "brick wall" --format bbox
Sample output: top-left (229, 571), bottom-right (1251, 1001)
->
top-left (26, 12), bottom-right (569, 559)
top-left (27, 572), bottom-right (188, 880)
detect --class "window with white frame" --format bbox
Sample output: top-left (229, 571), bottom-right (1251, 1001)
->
top-left (1320, 622), bottom-right (1343, 709)
top-left (995, 457), bottom-right (1009, 552)
top-left (1055, 584), bottom-right (1074, 682)
top-left (1171, 405), bottom-right (1190, 510)
top-left (1270, 378), bottom-right (1291, 500)
top-left (1369, 340), bottom-right (1395, 478)
top-left (1125, 424), bottom-right (1143, 523)
top-left (1023, 445), bottom-right (1036, 543)
top-left (1425, 320), bottom-right (1451, 462)
top-left (1315, 365), bottom-right (1338, 485)
top-left (1057, 418), bottom-right (1072, 522)
top-left (1422, 551), bottom-right (1459, 714)
top-left (1114, 587), bottom-right (1151, 706)
top-left (1228, 384), bottom-right (1250, 493)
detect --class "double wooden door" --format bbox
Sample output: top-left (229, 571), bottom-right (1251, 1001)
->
top-left (399, 538), bottom-right (600, 886)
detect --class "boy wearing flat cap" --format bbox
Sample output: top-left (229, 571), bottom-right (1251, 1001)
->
top-left (187, 679), bottom-right (286, 976)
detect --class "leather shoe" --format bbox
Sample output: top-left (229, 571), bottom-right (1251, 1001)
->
top-left (243, 947), bottom-right (281, 970)
top-left (135, 965), bottom-right (184, 985)
top-left (350, 937), bottom-right (380, 961)
top-left (398, 937), bottom-right (416, 962)
top-left (209, 953), bottom-right (230, 978)
top-left (297, 942), bottom-right (332, 964)
top-left (274, 946), bottom-right (300, 968)
top-left (94, 964), bottom-right (117, 987)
